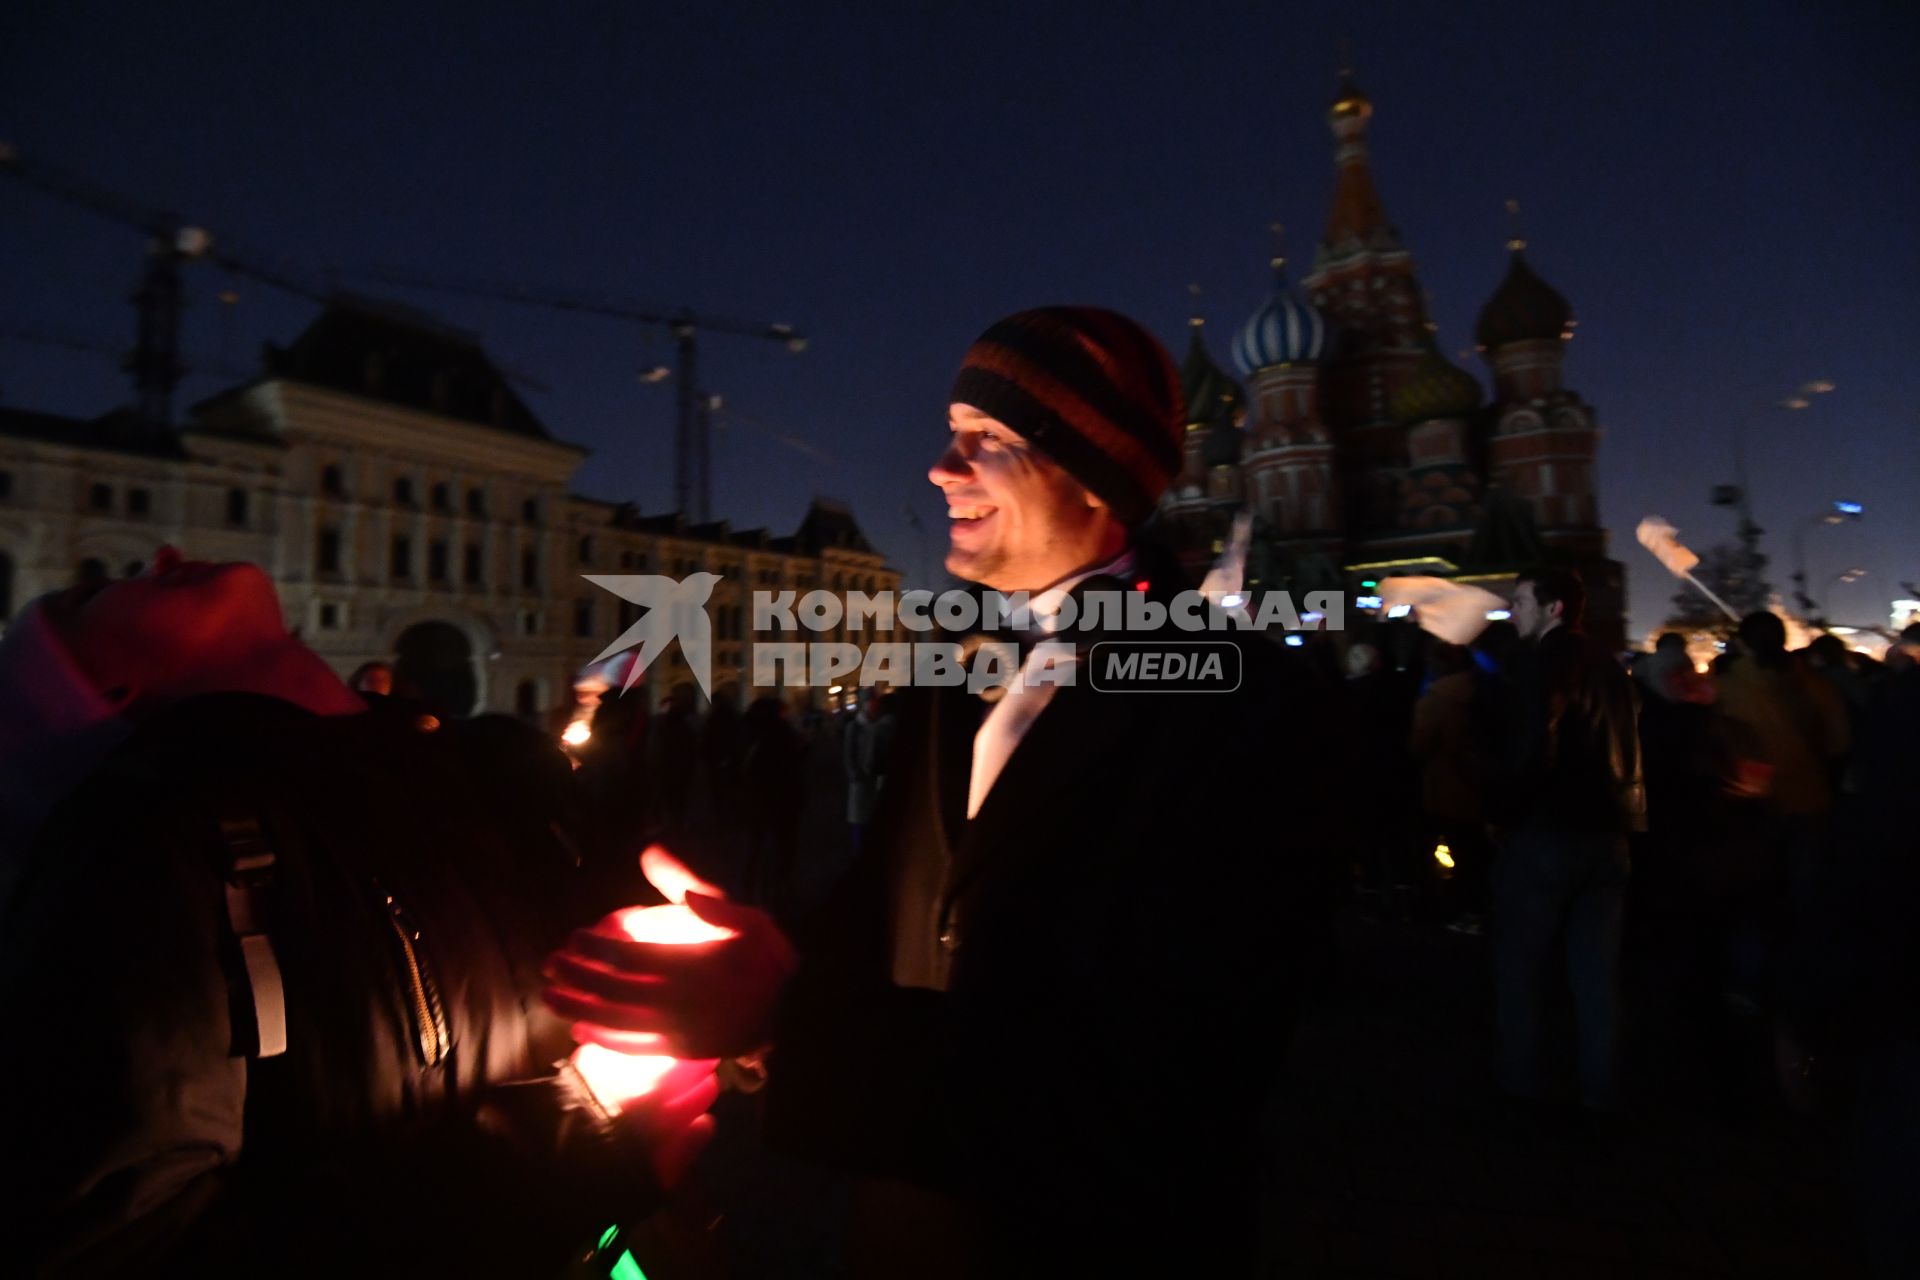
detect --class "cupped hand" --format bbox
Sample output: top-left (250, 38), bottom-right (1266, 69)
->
top-left (544, 846), bottom-right (798, 1060)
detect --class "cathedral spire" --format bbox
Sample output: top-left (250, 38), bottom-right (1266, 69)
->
top-left (1321, 68), bottom-right (1397, 256)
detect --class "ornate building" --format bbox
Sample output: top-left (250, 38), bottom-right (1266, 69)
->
top-left (1160, 77), bottom-right (1625, 647)
top-left (0, 299), bottom-right (897, 714)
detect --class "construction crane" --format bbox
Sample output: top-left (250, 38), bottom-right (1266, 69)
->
top-left (0, 142), bottom-right (333, 427)
top-left (0, 322), bottom-right (254, 385)
top-left (348, 268), bottom-right (805, 523)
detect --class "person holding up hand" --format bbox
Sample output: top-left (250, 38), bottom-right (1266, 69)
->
top-left (544, 308), bottom-right (1346, 1276)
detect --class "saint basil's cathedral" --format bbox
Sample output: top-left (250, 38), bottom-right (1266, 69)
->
top-left (1157, 76), bottom-right (1626, 649)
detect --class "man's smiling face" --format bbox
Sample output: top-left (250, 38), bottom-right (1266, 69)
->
top-left (927, 403), bottom-right (1117, 593)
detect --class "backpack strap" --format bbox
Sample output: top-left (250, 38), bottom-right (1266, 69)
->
top-left (214, 812), bottom-right (288, 1059)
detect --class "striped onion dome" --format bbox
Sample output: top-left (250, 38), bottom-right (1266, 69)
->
top-left (1474, 248), bottom-right (1574, 349)
top-left (1180, 319), bottom-right (1245, 430)
top-left (1390, 342), bottom-right (1482, 425)
top-left (1232, 264), bottom-right (1328, 375)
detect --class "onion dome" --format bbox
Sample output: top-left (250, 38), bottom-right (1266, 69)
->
top-left (1232, 264), bottom-right (1328, 375)
top-left (1180, 319), bottom-right (1245, 430)
top-left (1475, 248), bottom-right (1574, 350)
top-left (1390, 342), bottom-right (1483, 425)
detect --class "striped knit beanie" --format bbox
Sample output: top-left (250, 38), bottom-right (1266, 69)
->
top-left (949, 306), bottom-right (1184, 526)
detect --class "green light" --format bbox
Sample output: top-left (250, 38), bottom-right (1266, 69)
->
top-left (610, 1251), bottom-right (649, 1280)
top-left (1361, 579), bottom-right (1377, 589)
top-left (597, 1225), bottom-right (620, 1252)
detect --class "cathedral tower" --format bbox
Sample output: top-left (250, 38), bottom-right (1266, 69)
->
top-left (1302, 76), bottom-right (1433, 533)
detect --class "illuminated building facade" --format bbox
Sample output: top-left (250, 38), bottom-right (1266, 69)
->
top-left (0, 300), bottom-right (896, 714)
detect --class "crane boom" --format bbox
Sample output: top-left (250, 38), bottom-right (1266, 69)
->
top-left (348, 267), bottom-right (803, 346)
top-left (2, 142), bottom-right (335, 425)
top-left (346, 266), bottom-right (804, 521)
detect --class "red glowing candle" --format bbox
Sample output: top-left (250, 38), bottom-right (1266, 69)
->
top-left (565, 854), bottom-right (732, 1114)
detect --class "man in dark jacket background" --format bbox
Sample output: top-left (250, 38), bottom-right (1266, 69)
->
top-left (1490, 564), bottom-right (1645, 1113)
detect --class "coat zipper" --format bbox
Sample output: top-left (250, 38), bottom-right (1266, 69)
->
top-left (379, 887), bottom-right (449, 1067)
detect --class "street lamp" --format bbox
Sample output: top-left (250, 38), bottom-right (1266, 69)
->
top-left (1717, 381), bottom-right (1835, 595)
top-left (1790, 500), bottom-right (1863, 618)
top-left (1827, 567), bottom-right (1868, 616)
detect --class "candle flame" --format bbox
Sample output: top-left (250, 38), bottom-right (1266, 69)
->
top-left (639, 845), bottom-right (725, 906)
top-left (611, 902), bottom-right (737, 945)
top-left (570, 1043), bottom-right (680, 1115)
top-left (1433, 843), bottom-right (1456, 869)
top-left (561, 718), bottom-right (592, 746)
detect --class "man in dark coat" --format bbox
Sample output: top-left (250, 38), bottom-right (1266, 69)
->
top-left (1489, 564), bottom-right (1645, 1113)
top-left (0, 552), bottom-right (716, 1274)
top-left (545, 308), bottom-right (1343, 1274)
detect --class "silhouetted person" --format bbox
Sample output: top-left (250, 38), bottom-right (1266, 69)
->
top-left (1347, 639), bottom-right (1418, 914)
top-left (1489, 565), bottom-right (1644, 1113)
top-left (842, 688), bottom-right (895, 859)
top-left (577, 683), bottom-right (652, 859)
top-left (0, 548), bottom-right (713, 1272)
top-left (1410, 640), bottom-right (1488, 931)
top-left (1715, 611), bottom-right (1849, 895)
top-left (700, 685), bottom-right (744, 831)
top-left (645, 682), bottom-right (699, 839)
top-left (740, 694), bottom-right (804, 910)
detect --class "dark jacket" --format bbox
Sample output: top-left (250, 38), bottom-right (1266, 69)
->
top-left (762, 570), bottom-right (1349, 1271)
top-left (0, 694), bottom-right (655, 1275)
top-left (1492, 626), bottom-right (1646, 834)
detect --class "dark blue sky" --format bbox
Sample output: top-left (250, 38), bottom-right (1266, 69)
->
top-left (4, 0), bottom-right (1915, 636)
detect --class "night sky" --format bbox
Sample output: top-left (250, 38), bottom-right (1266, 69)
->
top-left (4, 1), bottom-right (1915, 637)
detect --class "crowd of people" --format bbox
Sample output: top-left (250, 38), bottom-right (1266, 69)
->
top-left (0, 303), bottom-right (1910, 1277)
top-left (1345, 588), bottom-right (1917, 1273)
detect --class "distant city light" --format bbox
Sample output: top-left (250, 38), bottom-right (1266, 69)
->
top-left (1833, 500), bottom-right (1864, 517)
top-left (1284, 634), bottom-right (1305, 647)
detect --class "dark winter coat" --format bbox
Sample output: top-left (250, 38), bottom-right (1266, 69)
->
top-left (1490, 626), bottom-right (1646, 834)
top-left (0, 693), bottom-right (656, 1275)
top-left (763, 569), bottom-right (1348, 1273)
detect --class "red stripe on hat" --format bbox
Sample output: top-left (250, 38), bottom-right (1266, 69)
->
top-left (961, 340), bottom-right (1174, 498)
